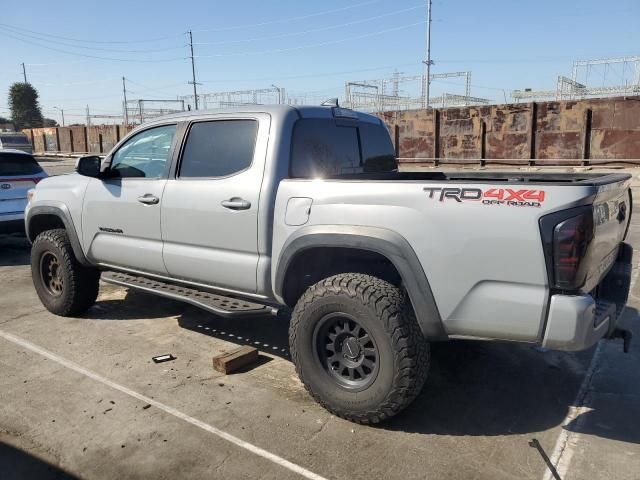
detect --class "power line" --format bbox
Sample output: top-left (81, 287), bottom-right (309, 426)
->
top-left (194, 5), bottom-right (424, 46)
top-left (0, 25), bottom-right (183, 53)
top-left (124, 79), bottom-right (187, 95)
top-left (192, 0), bottom-right (381, 33)
top-left (199, 62), bottom-right (422, 84)
top-left (0, 29), bottom-right (184, 63)
top-left (196, 21), bottom-right (427, 58)
top-left (0, 22), bottom-right (182, 44)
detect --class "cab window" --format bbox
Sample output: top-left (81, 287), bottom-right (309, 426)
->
top-left (178, 120), bottom-right (257, 178)
top-left (110, 124), bottom-right (176, 178)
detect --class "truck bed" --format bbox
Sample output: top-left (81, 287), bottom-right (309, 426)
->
top-left (329, 171), bottom-right (632, 186)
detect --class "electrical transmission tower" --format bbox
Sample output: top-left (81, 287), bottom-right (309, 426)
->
top-left (344, 71), bottom-right (488, 112)
top-left (180, 86), bottom-right (284, 110)
top-left (512, 55), bottom-right (640, 102)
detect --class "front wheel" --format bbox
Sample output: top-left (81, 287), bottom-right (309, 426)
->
top-left (31, 229), bottom-right (100, 316)
top-left (289, 273), bottom-right (430, 424)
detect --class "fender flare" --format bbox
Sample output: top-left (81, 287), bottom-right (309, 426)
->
top-left (26, 203), bottom-right (91, 266)
top-left (274, 225), bottom-right (447, 340)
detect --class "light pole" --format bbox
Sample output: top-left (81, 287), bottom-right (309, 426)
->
top-left (271, 84), bottom-right (282, 104)
top-left (53, 106), bottom-right (65, 126)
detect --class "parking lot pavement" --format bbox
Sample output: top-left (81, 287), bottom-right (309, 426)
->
top-left (36, 157), bottom-right (77, 176)
top-left (0, 163), bottom-right (638, 479)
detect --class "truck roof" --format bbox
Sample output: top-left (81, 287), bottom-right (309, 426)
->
top-left (140, 104), bottom-right (383, 128)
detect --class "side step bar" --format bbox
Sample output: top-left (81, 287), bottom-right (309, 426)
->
top-left (102, 271), bottom-right (277, 318)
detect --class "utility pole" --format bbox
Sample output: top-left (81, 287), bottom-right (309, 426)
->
top-left (422, 0), bottom-right (433, 109)
top-left (271, 84), bottom-right (282, 104)
top-left (122, 76), bottom-right (129, 126)
top-left (86, 105), bottom-right (90, 126)
top-left (21, 62), bottom-right (28, 83)
top-left (53, 106), bottom-right (65, 126)
top-left (188, 30), bottom-right (199, 110)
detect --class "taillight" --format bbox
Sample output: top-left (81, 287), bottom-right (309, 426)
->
top-left (553, 212), bottom-right (594, 290)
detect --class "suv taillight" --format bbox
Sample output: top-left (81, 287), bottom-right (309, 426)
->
top-left (552, 212), bottom-right (594, 290)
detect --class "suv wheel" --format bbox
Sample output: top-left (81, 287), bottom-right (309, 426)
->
top-left (289, 273), bottom-right (430, 424)
top-left (31, 229), bottom-right (100, 316)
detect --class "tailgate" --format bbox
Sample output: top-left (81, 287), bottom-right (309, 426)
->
top-left (0, 177), bottom-right (36, 215)
top-left (585, 177), bottom-right (632, 291)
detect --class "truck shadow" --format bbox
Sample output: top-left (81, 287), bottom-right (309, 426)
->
top-left (0, 235), bottom-right (30, 267)
top-left (96, 289), bottom-right (640, 443)
top-left (0, 441), bottom-right (79, 480)
top-left (387, 340), bottom-right (594, 437)
top-left (177, 307), bottom-right (290, 360)
top-left (178, 307), bottom-right (587, 437)
top-left (561, 307), bottom-right (640, 445)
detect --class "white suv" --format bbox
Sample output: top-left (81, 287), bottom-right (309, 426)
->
top-left (0, 149), bottom-right (47, 234)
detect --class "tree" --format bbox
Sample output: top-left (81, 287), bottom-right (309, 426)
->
top-left (43, 118), bottom-right (59, 127)
top-left (8, 82), bottom-right (44, 129)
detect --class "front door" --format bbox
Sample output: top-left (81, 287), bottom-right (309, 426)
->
top-left (161, 116), bottom-right (268, 293)
top-left (82, 124), bottom-right (178, 275)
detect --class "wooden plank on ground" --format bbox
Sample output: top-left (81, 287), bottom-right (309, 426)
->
top-left (213, 346), bottom-right (259, 374)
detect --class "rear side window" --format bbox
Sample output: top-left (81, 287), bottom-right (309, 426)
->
top-left (0, 153), bottom-right (43, 176)
top-left (179, 120), bottom-right (258, 178)
top-left (0, 135), bottom-right (30, 145)
top-left (290, 118), bottom-right (396, 178)
top-left (359, 123), bottom-right (396, 173)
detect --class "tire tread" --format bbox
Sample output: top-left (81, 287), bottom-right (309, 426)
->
top-left (31, 229), bottom-right (99, 316)
top-left (289, 273), bottom-right (430, 424)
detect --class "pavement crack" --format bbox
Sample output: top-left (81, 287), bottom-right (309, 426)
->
top-left (212, 452), bottom-right (233, 475)
top-left (306, 416), bottom-right (331, 442)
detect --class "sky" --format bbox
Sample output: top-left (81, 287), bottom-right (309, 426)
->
top-left (1, 0), bottom-right (639, 125)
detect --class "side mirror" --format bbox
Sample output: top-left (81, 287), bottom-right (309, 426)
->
top-left (75, 155), bottom-right (102, 177)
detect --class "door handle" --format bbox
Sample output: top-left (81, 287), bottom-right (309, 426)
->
top-left (137, 194), bottom-right (160, 205)
top-left (221, 197), bottom-right (251, 210)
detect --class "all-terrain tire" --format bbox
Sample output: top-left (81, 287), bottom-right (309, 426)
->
top-left (31, 229), bottom-right (100, 316)
top-left (289, 273), bottom-right (430, 424)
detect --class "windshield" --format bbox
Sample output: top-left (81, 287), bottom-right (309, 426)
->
top-left (290, 118), bottom-right (396, 178)
top-left (0, 152), bottom-right (43, 176)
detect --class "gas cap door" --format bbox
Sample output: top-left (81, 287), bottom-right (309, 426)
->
top-left (285, 197), bottom-right (313, 226)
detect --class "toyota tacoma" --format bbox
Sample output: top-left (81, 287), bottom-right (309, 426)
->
top-left (25, 104), bottom-right (633, 423)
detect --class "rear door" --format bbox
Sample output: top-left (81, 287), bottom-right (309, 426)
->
top-left (161, 115), bottom-right (269, 293)
top-left (81, 124), bottom-right (178, 275)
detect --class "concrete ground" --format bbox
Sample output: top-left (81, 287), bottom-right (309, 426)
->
top-left (0, 160), bottom-right (638, 479)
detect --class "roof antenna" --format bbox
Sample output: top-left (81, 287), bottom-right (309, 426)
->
top-left (321, 98), bottom-right (339, 107)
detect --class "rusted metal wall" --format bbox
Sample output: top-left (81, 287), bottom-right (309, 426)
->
top-left (21, 97), bottom-right (640, 164)
top-left (380, 95), bottom-right (640, 165)
top-left (24, 124), bottom-right (135, 154)
top-left (86, 125), bottom-right (120, 153)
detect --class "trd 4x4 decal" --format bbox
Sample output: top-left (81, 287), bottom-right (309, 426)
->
top-left (424, 187), bottom-right (545, 207)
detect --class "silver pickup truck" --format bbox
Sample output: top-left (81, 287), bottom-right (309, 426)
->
top-left (25, 104), bottom-right (633, 423)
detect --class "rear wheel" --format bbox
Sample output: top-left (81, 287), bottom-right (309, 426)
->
top-left (31, 229), bottom-right (100, 316)
top-left (289, 273), bottom-right (430, 424)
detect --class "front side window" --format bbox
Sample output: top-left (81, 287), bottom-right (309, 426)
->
top-left (179, 120), bottom-right (258, 178)
top-left (110, 124), bottom-right (176, 178)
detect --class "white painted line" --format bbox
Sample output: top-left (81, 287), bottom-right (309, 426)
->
top-left (541, 342), bottom-right (602, 480)
top-left (0, 329), bottom-right (327, 480)
top-left (543, 247), bottom-right (640, 480)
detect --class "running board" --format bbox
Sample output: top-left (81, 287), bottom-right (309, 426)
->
top-left (101, 272), bottom-right (276, 318)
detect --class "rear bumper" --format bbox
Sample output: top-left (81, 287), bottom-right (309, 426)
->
top-left (542, 243), bottom-right (632, 351)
